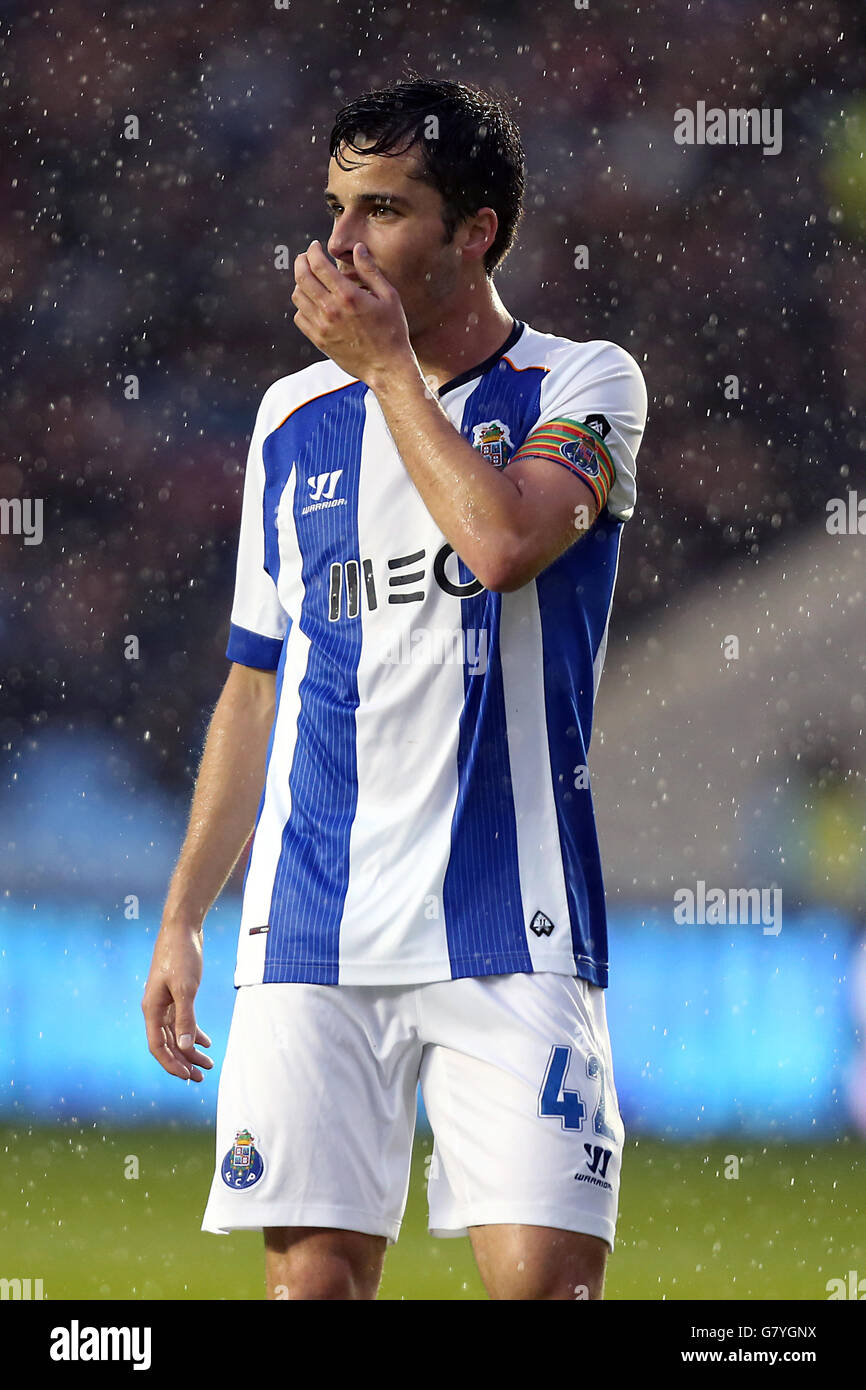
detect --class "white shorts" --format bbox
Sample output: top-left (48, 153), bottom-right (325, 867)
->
top-left (201, 972), bottom-right (625, 1250)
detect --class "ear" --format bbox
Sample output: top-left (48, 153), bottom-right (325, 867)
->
top-left (458, 206), bottom-right (498, 265)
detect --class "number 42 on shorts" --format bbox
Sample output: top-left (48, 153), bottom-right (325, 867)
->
top-left (537, 1044), bottom-right (617, 1139)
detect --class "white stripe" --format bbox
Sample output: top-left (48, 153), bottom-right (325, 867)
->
top-left (337, 395), bottom-right (459, 977)
top-left (235, 470), bottom-right (305, 985)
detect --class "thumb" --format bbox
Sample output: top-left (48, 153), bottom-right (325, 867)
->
top-left (175, 999), bottom-right (198, 1051)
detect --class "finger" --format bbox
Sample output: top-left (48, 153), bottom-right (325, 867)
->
top-left (291, 280), bottom-right (321, 316)
top-left (173, 1032), bottom-right (213, 1068)
top-left (293, 308), bottom-right (321, 345)
top-left (294, 252), bottom-right (330, 304)
top-left (145, 1017), bottom-right (193, 1080)
top-left (352, 242), bottom-right (392, 296)
top-left (184, 1044), bottom-right (214, 1070)
top-left (143, 991), bottom-right (186, 1076)
top-left (143, 984), bottom-right (208, 1081)
top-left (174, 995), bottom-right (201, 1054)
top-left (191, 1026), bottom-right (214, 1068)
top-left (163, 1026), bottom-right (207, 1081)
top-left (305, 239), bottom-right (352, 294)
top-left (168, 1044), bottom-right (201, 1081)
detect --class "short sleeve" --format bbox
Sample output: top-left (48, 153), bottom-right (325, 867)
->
top-left (509, 341), bottom-right (647, 521)
top-left (225, 385), bottom-right (290, 669)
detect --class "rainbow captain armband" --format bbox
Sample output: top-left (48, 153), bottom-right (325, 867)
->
top-left (509, 417), bottom-right (616, 512)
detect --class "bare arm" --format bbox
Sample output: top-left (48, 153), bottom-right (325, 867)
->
top-left (292, 242), bottom-right (600, 591)
top-left (161, 661), bottom-right (277, 924)
top-left (369, 370), bottom-right (599, 592)
top-left (142, 661), bottom-right (277, 1080)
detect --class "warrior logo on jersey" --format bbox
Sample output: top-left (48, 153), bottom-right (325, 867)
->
top-left (471, 419), bottom-right (513, 469)
top-left (221, 1128), bottom-right (265, 1189)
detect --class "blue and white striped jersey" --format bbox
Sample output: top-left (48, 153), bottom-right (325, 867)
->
top-left (226, 320), bottom-right (646, 987)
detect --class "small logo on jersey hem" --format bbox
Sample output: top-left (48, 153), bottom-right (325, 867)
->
top-left (248, 925), bottom-right (269, 936)
top-left (530, 910), bottom-right (555, 937)
top-left (471, 419), bottom-right (513, 469)
top-left (221, 1129), bottom-right (265, 1190)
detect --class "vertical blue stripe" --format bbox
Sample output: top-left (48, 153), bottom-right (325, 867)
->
top-left (260, 382), bottom-right (368, 983)
top-left (441, 362), bottom-right (547, 977)
top-left (535, 512), bottom-right (624, 986)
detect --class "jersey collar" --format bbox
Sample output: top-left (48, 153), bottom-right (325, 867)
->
top-left (437, 318), bottom-right (525, 398)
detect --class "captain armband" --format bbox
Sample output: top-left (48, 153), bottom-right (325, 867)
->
top-left (509, 417), bottom-right (616, 513)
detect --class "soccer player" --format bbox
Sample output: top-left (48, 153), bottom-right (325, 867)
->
top-left (142, 76), bottom-right (647, 1301)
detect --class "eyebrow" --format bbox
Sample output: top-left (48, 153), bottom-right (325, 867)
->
top-left (323, 189), bottom-right (412, 208)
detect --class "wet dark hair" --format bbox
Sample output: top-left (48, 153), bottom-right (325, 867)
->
top-left (328, 76), bottom-right (525, 275)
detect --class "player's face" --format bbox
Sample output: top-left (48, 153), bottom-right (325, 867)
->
top-left (324, 143), bottom-right (470, 336)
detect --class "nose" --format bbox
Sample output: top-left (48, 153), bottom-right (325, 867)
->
top-left (327, 210), bottom-right (361, 267)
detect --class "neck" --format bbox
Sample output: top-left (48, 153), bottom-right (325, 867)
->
top-left (410, 277), bottom-right (515, 392)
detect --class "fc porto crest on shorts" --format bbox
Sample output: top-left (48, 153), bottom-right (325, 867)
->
top-left (471, 419), bottom-right (513, 469)
top-left (221, 1128), bottom-right (265, 1189)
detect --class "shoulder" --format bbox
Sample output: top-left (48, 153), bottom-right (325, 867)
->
top-left (255, 358), bottom-right (360, 431)
top-left (512, 325), bottom-right (646, 392)
top-left (510, 327), bottom-right (647, 436)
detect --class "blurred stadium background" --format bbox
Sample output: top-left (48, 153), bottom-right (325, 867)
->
top-left (2, 0), bottom-right (865, 1299)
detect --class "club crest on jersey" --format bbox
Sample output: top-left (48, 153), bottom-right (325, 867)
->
top-left (221, 1128), bottom-right (265, 1189)
top-left (471, 419), bottom-right (513, 470)
top-left (560, 435), bottom-right (601, 477)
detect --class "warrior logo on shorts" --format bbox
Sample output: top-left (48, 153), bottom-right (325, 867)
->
top-left (221, 1128), bottom-right (265, 1189)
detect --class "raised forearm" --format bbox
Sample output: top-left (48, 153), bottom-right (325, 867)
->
top-left (161, 663), bottom-right (276, 929)
top-left (371, 360), bottom-right (523, 591)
